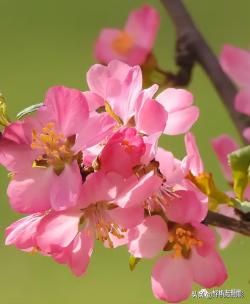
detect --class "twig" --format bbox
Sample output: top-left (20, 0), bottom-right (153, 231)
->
top-left (161, 0), bottom-right (249, 144)
top-left (204, 210), bottom-right (250, 237)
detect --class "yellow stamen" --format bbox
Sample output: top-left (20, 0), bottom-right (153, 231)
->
top-left (82, 202), bottom-right (127, 248)
top-left (112, 31), bottom-right (134, 55)
top-left (167, 225), bottom-right (203, 259)
top-left (31, 122), bottom-right (76, 174)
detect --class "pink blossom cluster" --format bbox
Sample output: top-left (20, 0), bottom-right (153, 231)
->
top-left (1, 60), bottom-right (227, 303)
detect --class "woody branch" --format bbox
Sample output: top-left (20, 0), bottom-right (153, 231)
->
top-left (161, 0), bottom-right (250, 236)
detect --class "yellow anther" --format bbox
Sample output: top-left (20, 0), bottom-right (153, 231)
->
top-left (112, 31), bottom-right (134, 55)
top-left (168, 225), bottom-right (203, 259)
top-left (30, 122), bottom-right (75, 174)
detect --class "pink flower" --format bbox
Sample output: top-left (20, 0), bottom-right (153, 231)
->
top-left (99, 127), bottom-right (146, 177)
top-left (220, 45), bottom-right (250, 141)
top-left (152, 226), bottom-right (227, 303)
top-left (6, 170), bottom-right (161, 276)
top-left (127, 188), bottom-right (226, 303)
top-left (94, 5), bottom-right (160, 66)
top-left (0, 86), bottom-right (113, 213)
top-left (87, 60), bottom-right (199, 138)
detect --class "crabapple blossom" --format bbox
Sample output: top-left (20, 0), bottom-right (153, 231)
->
top-left (1, 58), bottom-right (230, 304)
top-left (0, 86), bottom-right (113, 213)
top-left (94, 5), bottom-right (160, 66)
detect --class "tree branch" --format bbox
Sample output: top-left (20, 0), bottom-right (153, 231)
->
top-left (161, 0), bottom-right (250, 144)
top-left (204, 210), bottom-right (250, 237)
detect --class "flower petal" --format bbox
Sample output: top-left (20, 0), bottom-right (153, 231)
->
top-left (115, 172), bottom-right (162, 208)
top-left (50, 162), bottom-right (82, 211)
top-left (125, 5), bottom-right (160, 51)
top-left (220, 44), bottom-right (250, 87)
top-left (151, 255), bottom-right (193, 303)
top-left (7, 167), bottom-right (53, 213)
top-left (211, 134), bottom-right (239, 182)
top-left (165, 190), bottom-right (205, 224)
top-left (235, 89), bottom-right (250, 115)
top-left (68, 229), bottom-right (94, 276)
top-left (44, 86), bottom-right (89, 137)
top-left (36, 210), bottom-right (80, 253)
top-left (128, 215), bottom-right (168, 258)
top-left (190, 249), bottom-right (227, 288)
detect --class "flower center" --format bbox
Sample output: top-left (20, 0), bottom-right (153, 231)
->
top-left (81, 202), bottom-right (126, 248)
top-left (31, 122), bottom-right (76, 175)
top-left (166, 225), bottom-right (203, 259)
top-left (112, 31), bottom-right (134, 55)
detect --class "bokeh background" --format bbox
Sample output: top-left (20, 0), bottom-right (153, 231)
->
top-left (0, 0), bottom-right (250, 303)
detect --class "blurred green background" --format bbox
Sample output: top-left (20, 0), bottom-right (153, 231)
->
top-left (0, 0), bottom-right (250, 303)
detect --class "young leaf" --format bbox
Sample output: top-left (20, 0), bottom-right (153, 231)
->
top-left (0, 93), bottom-right (10, 126)
top-left (129, 255), bottom-right (141, 271)
top-left (229, 146), bottom-right (250, 200)
top-left (16, 103), bottom-right (43, 120)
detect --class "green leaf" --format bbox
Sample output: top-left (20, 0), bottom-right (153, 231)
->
top-left (129, 255), bottom-right (141, 271)
top-left (0, 93), bottom-right (11, 126)
top-left (229, 146), bottom-right (250, 200)
top-left (231, 198), bottom-right (250, 214)
top-left (16, 103), bottom-right (43, 120)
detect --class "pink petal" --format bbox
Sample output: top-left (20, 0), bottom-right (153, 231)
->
top-left (243, 127), bottom-right (250, 142)
top-left (190, 249), bottom-right (227, 288)
top-left (155, 148), bottom-right (184, 184)
top-left (50, 162), bottom-right (82, 211)
top-left (44, 86), bottom-right (89, 137)
top-left (235, 89), bottom-right (250, 115)
top-left (108, 205), bottom-right (144, 229)
top-left (115, 172), bottom-right (162, 208)
top-left (125, 5), bottom-right (160, 51)
top-left (156, 88), bottom-right (194, 113)
top-left (7, 167), bottom-right (53, 213)
top-left (220, 44), bottom-right (250, 87)
top-left (68, 229), bottom-right (94, 276)
top-left (140, 132), bottom-right (161, 164)
top-left (128, 215), bottom-right (168, 258)
top-left (192, 222), bottom-right (216, 256)
top-left (87, 60), bottom-right (131, 96)
top-left (99, 128), bottom-right (145, 178)
top-left (184, 132), bottom-right (204, 176)
top-left (0, 138), bottom-right (34, 172)
top-left (5, 214), bottom-right (43, 250)
top-left (165, 190), bottom-right (205, 224)
top-left (136, 99), bottom-right (167, 135)
top-left (79, 171), bottom-right (124, 208)
top-left (156, 89), bottom-right (199, 135)
top-left (82, 91), bottom-right (105, 112)
top-left (73, 112), bottom-right (114, 152)
top-left (164, 106), bottom-right (199, 135)
top-left (151, 255), bottom-right (193, 303)
top-left (36, 210), bottom-right (80, 253)
top-left (94, 29), bottom-right (151, 66)
top-left (216, 204), bottom-right (238, 249)
top-left (211, 134), bottom-right (239, 182)
top-left (94, 29), bottom-right (124, 65)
